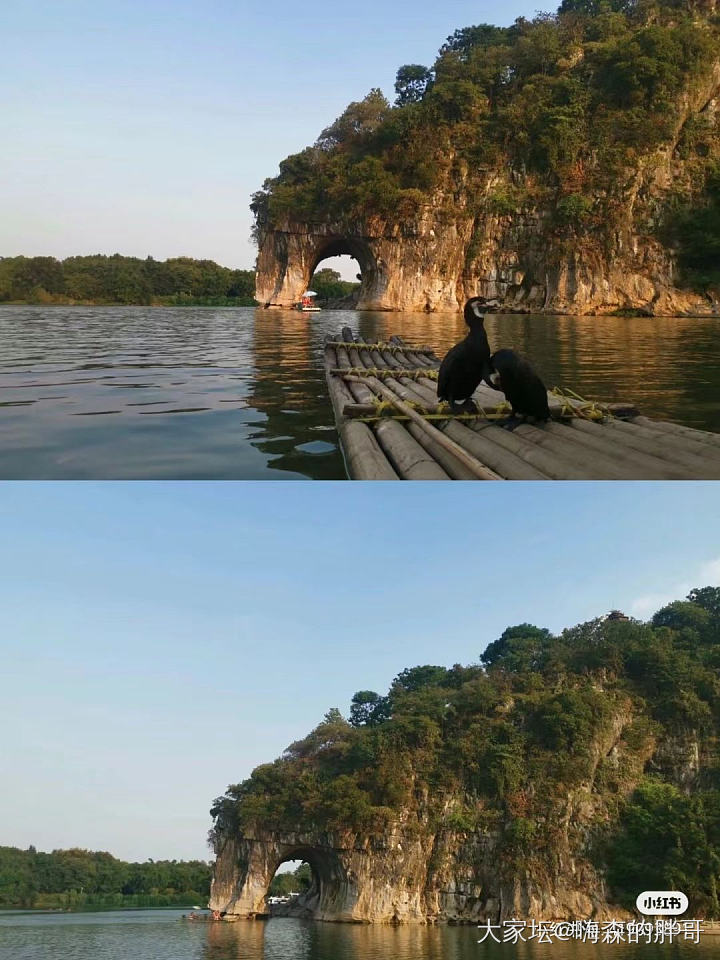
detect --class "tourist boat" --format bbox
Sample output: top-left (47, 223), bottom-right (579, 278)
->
top-left (295, 290), bottom-right (321, 312)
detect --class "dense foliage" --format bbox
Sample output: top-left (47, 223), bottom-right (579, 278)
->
top-left (663, 165), bottom-right (720, 291)
top-left (0, 255), bottom-right (255, 306)
top-left (252, 0), bottom-right (720, 289)
top-left (268, 863), bottom-right (312, 897)
top-left (0, 846), bottom-right (211, 909)
top-left (606, 780), bottom-right (720, 915)
top-left (212, 586), bottom-right (720, 915)
top-left (309, 268), bottom-right (360, 304)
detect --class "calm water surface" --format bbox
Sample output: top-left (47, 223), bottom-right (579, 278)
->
top-left (1, 305), bottom-right (718, 479)
top-left (0, 911), bottom-right (715, 960)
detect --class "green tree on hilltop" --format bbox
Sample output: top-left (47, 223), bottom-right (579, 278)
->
top-left (394, 65), bottom-right (433, 105)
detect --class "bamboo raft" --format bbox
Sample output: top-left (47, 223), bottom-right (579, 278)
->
top-left (324, 327), bottom-right (720, 481)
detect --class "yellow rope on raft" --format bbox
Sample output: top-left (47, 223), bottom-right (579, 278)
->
top-left (327, 341), bottom-right (434, 355)
top-left (549, 387), bottom-right (610, 422)
top-left (349, 389), bottom-right (611, 424)
top-left (334, 367), bottom-right (439, 381)
top-left (353, 397), bottom-right (514, 423)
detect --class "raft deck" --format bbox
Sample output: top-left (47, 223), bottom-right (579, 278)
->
top-left (324, 327), bottom-right (720, 481)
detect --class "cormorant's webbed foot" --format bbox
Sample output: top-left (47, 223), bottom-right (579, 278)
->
top-left (501, 413), bottom-right (522, 430)
top-left (448, 399), bottom-right (478, 414)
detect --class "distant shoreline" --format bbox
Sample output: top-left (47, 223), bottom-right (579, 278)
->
top-left (0, 904), bottom-right (195, 913)
top-left (0, 255), bottom-right (256, 307)
top-left (0, 297), bottom-right (256, 308)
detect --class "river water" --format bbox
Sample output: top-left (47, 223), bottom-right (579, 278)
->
top-left (1, 305), bottom-right (718, 480)
top-left (0, 911), bottom-right (716, 960)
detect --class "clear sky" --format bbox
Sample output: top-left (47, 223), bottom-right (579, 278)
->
top-left (2, 0), bottom-right (540, 275)
top-left (1, 481), bottom-right (718, 862)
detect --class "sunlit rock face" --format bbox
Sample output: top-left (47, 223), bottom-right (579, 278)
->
top-left (254, 63), bottom-right (720, 317)
top-left (254, 203), bottom-right (717, 316)
top-left (209, 822), bottom-right (626, 924)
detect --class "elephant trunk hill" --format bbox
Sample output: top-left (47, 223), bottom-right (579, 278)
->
top-left (254, 1), bottom-right (720, 315)
top-left (209, 589), bottom-right (720, 923)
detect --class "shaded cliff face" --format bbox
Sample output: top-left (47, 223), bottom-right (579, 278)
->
top-left (253, 7), bottom-right (720, 314)
top-left (210, 598), bottom-right (720, 923)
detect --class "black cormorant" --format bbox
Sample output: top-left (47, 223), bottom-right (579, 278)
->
top-left (437, 298), bottom-right (492, 412)
top-left (487, 348), bottom-right (550, 421)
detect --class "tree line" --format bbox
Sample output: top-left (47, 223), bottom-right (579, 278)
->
top-left (0, 845), bottom-right (211, 910)
top-left (0, 255), bottom-right (255, 306)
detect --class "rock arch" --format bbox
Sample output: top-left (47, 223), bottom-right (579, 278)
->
top-left (255, 226), bottom-right (386, 310)
top-left (253, 218), bottom-right (465, 312)
top-left (209, 833), bottom-right (358, 922)
top-left (311, 237), bottom-right (375, 289)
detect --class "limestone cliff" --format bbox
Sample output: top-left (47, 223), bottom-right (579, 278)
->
top-left (209, 705), bottom-right (639, 923)
top-left (209, 597), bottom-right (720, 923)
top-left (253, 5), bottom-right (720, 315)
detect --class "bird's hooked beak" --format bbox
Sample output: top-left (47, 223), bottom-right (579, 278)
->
top-left (471, 301), bottom-right (485, 321)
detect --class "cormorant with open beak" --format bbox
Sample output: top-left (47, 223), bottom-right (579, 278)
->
top-left (437, 298), bottom-right (492, 413)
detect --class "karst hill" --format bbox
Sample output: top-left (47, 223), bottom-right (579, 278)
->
top-left (209, 588), bottom-right (720, 922)
top-left (253, 0), bottom-right (720, 314)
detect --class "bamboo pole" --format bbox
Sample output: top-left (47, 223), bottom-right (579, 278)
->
top-left (334, 342), bottom-right (375, 405)
top-left (340, 421), bottom-right (400, 480)
top-left (510, 423), bottom-right (640, 480)
top-left (405, 422), bottom-right (480, 480)
top-left (355, 335), bottom-right (494, 479)
top-left (324, 343), bottom-right (398, 480)
top-left (610, 418), bottom-right (720, 463)
top-left (354, 337), bottom-right (435, 415)
top-left (344, 377), bottom-right (502, 480)
top-left (392, 336), bottom-right (441, 373)
top-left (324, 346), bottom-right (356, 417)
top-left (568, 418), bottom-right (720, 478)
top-left (630, 416), bottom-right (720, 450)
top-left (355, 335), bottom-right (472, 478)
top-left (340, 401), bottom-right (548, 477)
top-left (469, 421), bottom-right (603, 480)
top-left (374, 418), bottom-right (451, 479)
top-left (348, 334), bottom-right (454, 479)
top-left (542, 420), bottom-right (692, 480)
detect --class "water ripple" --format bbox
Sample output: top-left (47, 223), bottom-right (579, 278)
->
top-left (0, 304), bottom-right (718, 479)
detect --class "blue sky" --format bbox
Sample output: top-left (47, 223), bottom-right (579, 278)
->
top-left (1, 481), bottom-right (718, 861)
top-left (2, 0), bottom-right (539, 274)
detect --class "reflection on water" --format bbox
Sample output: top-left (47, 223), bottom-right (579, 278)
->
top-left (207, 920), bottom-right (718, 960)
top-left (0, 911), bottom-right (716, 960)
top-left (1, 305), bottom-right (718, 479)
